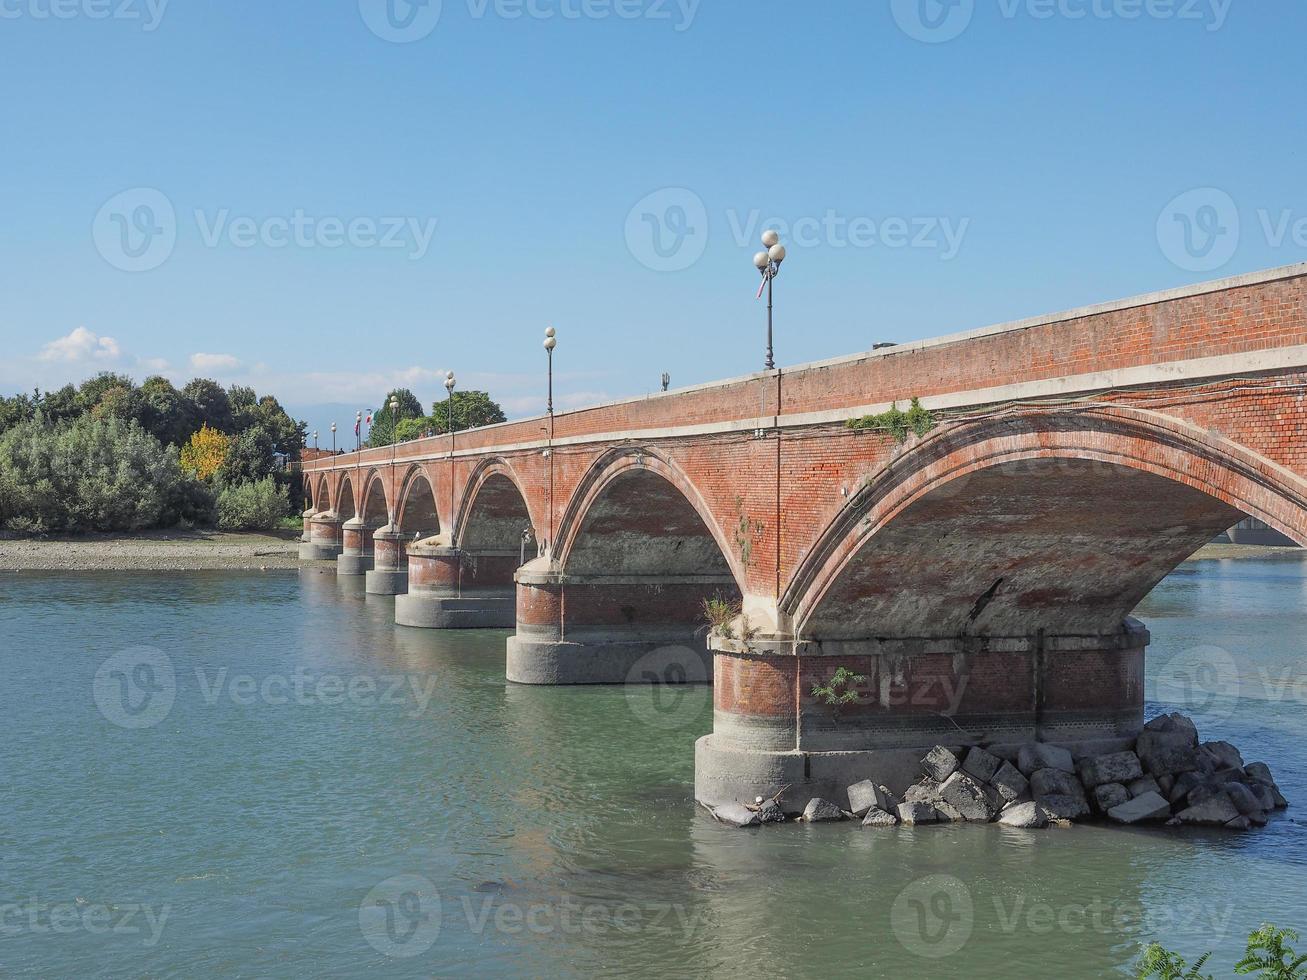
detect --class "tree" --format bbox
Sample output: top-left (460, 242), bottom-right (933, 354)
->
top-left (220, 426), bottom-right (276, 485)
top-left (429, 390), bottom-right (506, 434)
top-left (227, 385), bottom-right (259, 433)
top-left (77, 372), bottom-right (135, 415)
top-left (394, 416), bottom-right (434, 442)
top-left (368, 388), bottom-right (424, 447)
top-left (137, 376), bottom-right (196, 446)
top-left (180, 424), bottom-right (232, 481)
top-left (0, 392), bottom-right (36, 436)
top-left (38, 384), bottom-right (80, 424)
top-left (183, 378), bottom-right (232, 433)
top-left (90, 384), bottom-right (139, 423)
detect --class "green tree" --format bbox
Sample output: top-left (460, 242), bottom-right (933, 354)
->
top-left (38, 384), bottom-right (80, 423)
top-left (76, 372), bottom-right (135, 414)
top-left (220, 426), bottom-right (277, 485)
top-left (216, 477), bottom-right (289, 530)
top-left (0, 392), bottom-right (36, 436)
top-left (429, 390), bottom-right (506, 434)
top-left (183, 378), bottom-right (233, 433)
top-left (227, 384), bottom-right (260, 432)
top-left (137, 376), bottom-right (196, 446)
top-left (394, 416), bottom-right (434, 442)
top-left (368, 388), bottom-right (424, 447)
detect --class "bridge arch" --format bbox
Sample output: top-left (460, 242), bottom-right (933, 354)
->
top-left (358, 469), bottom-right (390, 526)
top-left (456, 457), bottom-right (535, 551)
top-left (556, 446), bottom-right (743, 586)
top-left (335, 474), bottom-right (357, 522)
top-left (395, 464), bottom-right (441, 537)
top-left (785, 403), bottom-right (1307, 640)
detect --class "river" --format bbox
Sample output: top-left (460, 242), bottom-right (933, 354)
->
top-left (1, 556), bottom-right (1304, 977)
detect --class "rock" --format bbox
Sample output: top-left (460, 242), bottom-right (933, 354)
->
top-left (904, 779), bottom-right (944, 805)
top-left (1202, 740), bottom-right (1244, 770)
top-left (1248, 782), bottom-right (1277, 812)
top-left (1157, 774), bottom-right (1176, 795)
top-left (1108, 791), bottom-right (1172, 824)
top-left (940, 772), bottom-right (998, 822)
top-left (1078, 751), bottom-right (1144, 789)
top-left (997, 801), bottom-right (1048, 828)
top-left (1177, 792), bottom-right (1240, 826)
top-left (933, 801), bottom-right (965, 822)
top-left (1186, 784), bottom-right (1226, 808)
top-left (1169, 772), bottom-right (1208, 805)
top-left (1137, 730), bottom-right (1202, 777)
top-left (1225, 815), bottom-right (1252, 831)
top-left (755, 799), bottom-right (786, 824)
top-left (897, 801), bottom-right (939, 825)
top-left (1272, 787), bottom-right (1289, 810)
top-left (1039, 794), bottom-right (1090, 821)
top-left (802, 798), bottom-right (845, 823)
top-left (1143, 712), bottom-right (1199, 745)
top-left (1017, 743), bottom-right (1075, 777)
top-left (1248, 810), bottom-right (1269, 827)
top-left (991, 761), bottom-right (1030, 803)
top-left (922, 746), bottom-right (961, 783)
top-left (713, 802), bottom-right (760, 827)
top-left (1244, 762), bottom-right (1276, 786)
top-left (1030, 768), bottom-right (1086, 801)
top-left (962, 746), bottom-right (1002, 784)
top-left (847, 780), bottom-right (898, 818)
top-left (1128, 776), bottom-right (1162, 798)
top-left (861, 807), bottom-right (898, 827)
top-left (1092, 783), bottom-right (1131, 814)
top-left (1224, 782), bottom-right (1263, 817)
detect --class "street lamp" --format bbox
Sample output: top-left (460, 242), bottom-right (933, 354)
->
top-left (544, 326), bottom-right (557, 550)
top-left (313, 430), bottom-right (319, 451)
top-left (355, 411), bottom-right (362, 454)
top-left (753, 229), bottom-right (787, 371)
top-left (389, 395), bottom-right (400, 525)
top-left (444, 371), bottom-right (456, 544)
top-left (330, 422), bottom-right (337, 454)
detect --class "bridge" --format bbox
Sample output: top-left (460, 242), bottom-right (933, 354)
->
top-left (299, 263), bottom-right (1307, 807)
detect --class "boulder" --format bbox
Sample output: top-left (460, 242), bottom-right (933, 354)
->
top-left (1168, 772), bottom-right (1208, 806)
top-left (1224, 782), bottom-right (1263, 817)
top-left (1248, 810), bottom-right (1269, 827)
top-left (1143, 712), bottom-right (1199, 745)
top-left (1128, 776), bottom-right (1162, 798)
top-left (755, 799), bottom-right (786, 824)
top-left (1078, 751), bottom-right (1144, 789)
top-left (713, 803), bottom-right (760, 827)
top-left (1092, 783), bottom-right (1131, 814)
top-left (904, 779), bottom-right (944, 805)
top-left (997, 801), bottom-right (1048, 829)
top-left (962, 746), bottom-right (1002, 784)
top-left (1157, 774), bottom-right (1176, 796)
top-left (1136, 730), bottom-right (1202, 777)
top-left (897, 801), bottom-right (940, 825)
top-left (1202, 740), bottom-right (1244, 770)
top-left (940, 772), bottom-right (998, 822)
top-left (861, 807), bottom-right (898, 827)
top-left (1225, 815), bottom-right (1253, 831)
top-left (922, 746), bottom-right (961, 783)
top-left (1244, 762), bottom-right (1276, 786)
top-left (1177, 792), bottom-right (1240, 826)
top-left (1108, 791), bottom-right (1172, 825)
top-left (847, 780), bottom-right (898, 818)
top-left (934, 801), bottom-right (965, 822)
top-left (991, 761), bottom-right (1030, 803)
top-left (1039, 794), bottom-right (1090, 821)
top-left (1017, 743), bottom-right (1075, 776)
top-left (1248, 782), bottom-right (1277, 812)
top-left (802, 798), bottom-right (846, 823)
top-left (1030, 768), bottom-right (1086, 801)
top-left (1272, 786), bottom-right (1290, 810)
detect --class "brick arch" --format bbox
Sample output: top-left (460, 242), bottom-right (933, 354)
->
top-left (455, 457), bottom-right (537, 551)
top-left (357, 468), bottom-right (390, 525)
top-left (336, 474), bottom-right (357, 521)
top-left (395, 463), bottom-right (441, 536)
top-left (555, 446), bottom-right (745, 586)
top-left (316, 474), bottom-right (332, 513)
top-left (785, 403), bottom-right (1307, 639)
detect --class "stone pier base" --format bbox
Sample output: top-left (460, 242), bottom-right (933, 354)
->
top-left (396, 589), bottom-right (515, 629)
top-left (506, 629), bottom-right (712, 685)
top-left (365, 525), bottom-right (408, 595)
top-left (336, 519), bottom-right (375, 576)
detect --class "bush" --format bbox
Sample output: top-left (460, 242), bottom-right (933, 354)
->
top-left (0, 413), bottom-right (209, 533)
top-left (215, 478), bottom-right (290, 531)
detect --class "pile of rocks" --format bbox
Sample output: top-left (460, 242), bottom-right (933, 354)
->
top-left (716, 713), bottom-right (1290, 832)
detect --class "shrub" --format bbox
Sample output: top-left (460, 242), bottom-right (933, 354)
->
top-left (216, 478), bottom-right (290, 531)
top-left (180, 424), bottom-right (231, 481)
top-left (847, 397), bottom-right (935, 443)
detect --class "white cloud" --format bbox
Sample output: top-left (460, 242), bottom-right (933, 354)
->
top-left (189, 352), bottom-right (242, 372)
top-left (38, 326), bottom-right (121, 363)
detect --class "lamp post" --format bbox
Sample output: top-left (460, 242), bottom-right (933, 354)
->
top-left (330, 422), bottom-right (337, 454)
top-left (313, 430), bottom-right (319, 451)
top-left (355, 410), bottom-right (362, 526)
top-left (544, 326), bottom-right (557, 551)
top-left (389, 395), bottom-right (400, 526)
top-left (753, 229), bottom-right (787, 371)
top-left (444, 371), bottom-right (456, 545)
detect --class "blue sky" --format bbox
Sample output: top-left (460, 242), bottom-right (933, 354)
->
top-left (2, 0), bottom-right (1304, 435)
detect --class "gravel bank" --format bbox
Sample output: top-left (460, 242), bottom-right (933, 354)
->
top-left (0, 531), bottom-right (325, 572)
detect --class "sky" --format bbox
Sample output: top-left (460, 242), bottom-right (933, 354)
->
top-left (2, 0), bottom-right (1305, 439)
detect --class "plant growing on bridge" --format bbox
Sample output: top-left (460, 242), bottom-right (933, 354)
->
top-left (811, 666), bottom-right (866, 720)
top-left (702, 596), bottom-right (740, 639)
top-left (846, 397), bottom-right (935, 443)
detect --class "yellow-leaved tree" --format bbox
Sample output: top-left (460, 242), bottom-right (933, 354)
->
top-left (179, 424), bottom-right (231, 481)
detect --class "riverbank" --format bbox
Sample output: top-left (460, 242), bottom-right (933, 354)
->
top-left (0, 530), bottom-right (315, 571)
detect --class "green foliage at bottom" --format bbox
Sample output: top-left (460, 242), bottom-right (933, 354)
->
top-left (1138, 924), bottom-right (1306, 979)
top-left (216, 477), bottom-right (291, 531)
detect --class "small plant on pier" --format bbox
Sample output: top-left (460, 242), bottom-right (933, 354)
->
top-left (702, 596), bottom-right (740, 639)
top-left (811, 666), bottom-right (866, 720)
top-left (846, 397), bottom-right (935, 444)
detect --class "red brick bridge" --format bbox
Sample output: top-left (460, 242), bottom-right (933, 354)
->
top-left (299, 263), bottom-right (1307, 806)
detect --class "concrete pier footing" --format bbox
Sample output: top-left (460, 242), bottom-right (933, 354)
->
top-left (393, 540), bottom-right (516, 628)
top-left (365, 524), bottom-right (409, 595)
top-left (336, 518), bottom-right (375, 576)
top-left (506, 629), bottom-right (712, 685)
top-left (301, 511), bottom-right (343, 560)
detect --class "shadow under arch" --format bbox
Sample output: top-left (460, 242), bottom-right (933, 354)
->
top-left (315, 474), bottom-right (331, 514)
top-left (454, 457), bottom-right (535, 590)
top-left (395, 464), bottom-right (441, 538)
top-left (358, 469), bottom-right (389, 526)
top-left (335, 474), bottom-right (357, 522)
